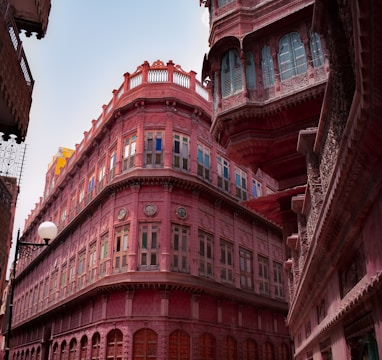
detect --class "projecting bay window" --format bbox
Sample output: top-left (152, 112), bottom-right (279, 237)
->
top-left (273, 261), bottom-right (284, 298)
top-left (220, 240), bottom-right (234, 284)
top-left (173, 134), bottom-right (189, 171)
top-left (88, 241), bottom-right (97, 283)
top-left (77, 250), bottom-right (86, 290)
top-left (139, 224), bottom-right (159, 269)
top-left (258, 255), bottom-right (270, 295)
top-left (100, 233), bottom-right (109, 277)
top-left (197, 143), bottom-right (210, 181)
top-left (145, 131), bottom-right (163, 167)
top-left (239, 248), bottom-right (253, 290)
top-left (217, 156), bottom-right (230, 192)
top-left (171, 224), bottom-right (189, 273)
top-left (235, 168), bottom-right (248, 200)
top-left (114, 225), bottom-right (129, 272)
top-left (199, 231), bottom-right (213, 278)
top-left (109, 149), bottom-right (117, 180)
top-left (123, 135), bottom-right (137, 171)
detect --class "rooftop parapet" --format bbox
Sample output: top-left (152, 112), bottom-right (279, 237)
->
top-left (24, 60), bottom-right (210, 230)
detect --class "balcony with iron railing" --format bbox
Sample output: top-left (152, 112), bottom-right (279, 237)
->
top-left (0, 1), bottom-right (34, 141)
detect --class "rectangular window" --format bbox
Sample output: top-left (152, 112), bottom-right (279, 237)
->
top-left (109, 149), bottom-right (117, 179)
top-left (273, 261), bottom-right (284, 298)
top-left (60, 263), bottom-right (67, 298)
top-left (49, 271), bottom-right (58, 303)
top-left (114, 225), bottom-right (129, 272)
top-left (197, 143), bottom-right (210, 181)
top-left (173, 134), bottom-right (189, 171)
top-left (239, 248), bottom-right (253, 290)
top-left (171, 224), bottom-right (189, 273)
top-left (139, 224), bottom-right (159, 268)
top-left (145, 131), bottom-right (163, 167)
top-left (252, 178), bottom-right (262, 198)
top-left (88, 241), bottom-right (97, 283)
top-left (70, 190), bottom-right (76, 220)
top-left (87, 171), bottom-right (96, 203)
top-left (69, 258), bottom-right (76, 294)
top-left (220, 240), bottom-right (234, 284)
top-left (123, 135), bottom-right (137, 170)
top-left (100, 233), bottom-right (109, 277)
top-left (78, 182), bottom-right (85, 210)
top-left (258, 255), bottom-right (270, 295)
top-left (77, 250), bottom-right (86, 290)
top-left (199, 230), bottom-right (213, 278)
top-left (217, 156), bottom-right (230, 192)
top-left (98, 162), bottom-right (106, 192)
top-left (235, 168), bottom-right (247, 200)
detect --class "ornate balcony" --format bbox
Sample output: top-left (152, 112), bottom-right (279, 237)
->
top-left (0, 1), bottom-right (34, 142)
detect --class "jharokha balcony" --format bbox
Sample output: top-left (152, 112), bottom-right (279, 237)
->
top-left (0, 0), bottom-right (49, 141)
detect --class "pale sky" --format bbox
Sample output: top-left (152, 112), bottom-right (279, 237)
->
top-left (9, 1), bottom-right (210, 273)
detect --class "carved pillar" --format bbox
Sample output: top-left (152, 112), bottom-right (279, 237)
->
top-left (292, 195), bottom-right (308, 273)
top-left (287, 234), bottom-right (300, 297)
top-left (298, 127), bottom-right (322, 243)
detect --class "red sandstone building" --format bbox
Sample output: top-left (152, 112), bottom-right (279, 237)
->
top-left (9, 61), bottom-right (291, 359)
top-left (200, 0), bottom-right (381, 359)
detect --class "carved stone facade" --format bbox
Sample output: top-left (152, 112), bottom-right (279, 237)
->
top-left (286, 0), bottom-right (382, 358)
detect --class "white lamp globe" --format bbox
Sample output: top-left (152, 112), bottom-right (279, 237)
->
top-left (38, 221), bottom-right (58, 242)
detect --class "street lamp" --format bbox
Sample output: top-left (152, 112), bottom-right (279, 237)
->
top-left (4, 221), bottom-right (58, 360)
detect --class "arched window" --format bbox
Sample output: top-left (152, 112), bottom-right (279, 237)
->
top-left (262, 342), bottom-right (274, 360)
top-left (243, 339), bottom-right (257, 360)
top-left (310, 32), bottom-right (324, 67)
top-left (245, 52), bottom-right (256, 90)
top-left (278, 32), bottom-right (307, 80)
top-left (35, 348), bottom-right (40, 360)
top-left (91, 332), bottom-right (101, 360)
top-left (261, 46), bottom-right (275, 88)
top-left (52, 343), bottom-right (59, 360)
top-left (222, 335), bottom-right (237, 360)
top-left (107, 329), bottom-right (123, 360)
top-left (199, 332), bottom-right (216, 360)
top-left (169, 329), bottom-right (190, 360)
top-left (279, 343), bottom-right (289, 360)
top-left (221, 49), bottom-right (243, 97)
top-left (69, 338), bottom-right (77, 360)
top-left (80, 336), bottom-right (88, 360)
top-left (133, 328), bottom-right (158, 360)
top-left (60, 341), bottom-right (67, 360)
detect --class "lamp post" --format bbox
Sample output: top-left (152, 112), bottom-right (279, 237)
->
top-left (4, 221), bottom-right (58, 360)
